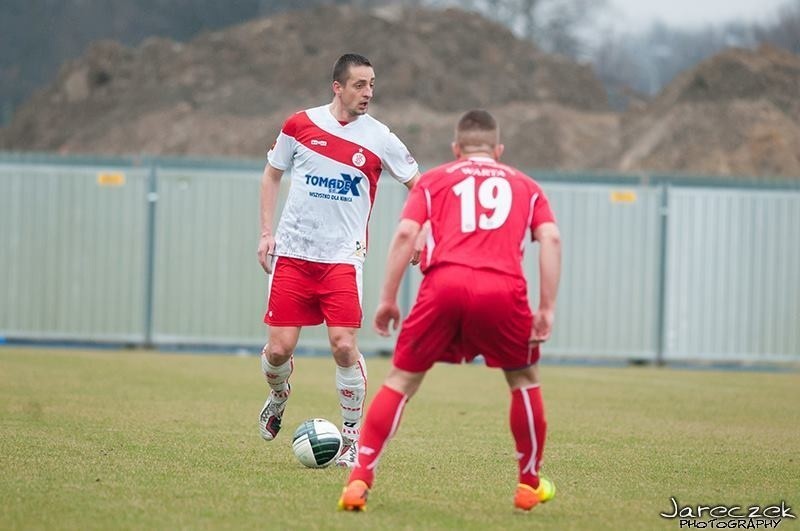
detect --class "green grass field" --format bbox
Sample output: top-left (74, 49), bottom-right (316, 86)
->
top-left (1, 347), bottom-right (799, 530)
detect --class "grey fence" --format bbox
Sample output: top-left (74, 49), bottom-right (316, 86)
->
top-left (1, 155), bottom-right (798, 363)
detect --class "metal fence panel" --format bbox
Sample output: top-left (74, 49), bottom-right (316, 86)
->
top-left (151, 167), bottom-right (266, 345)
top-left (2, 156), bottom-right (798, 365)
top-left (663, 187), bottom-right (800, 361)
top-left (0, 163), bottom-right (149, 341)
top-left (523, 183), bottom-right (662, 359)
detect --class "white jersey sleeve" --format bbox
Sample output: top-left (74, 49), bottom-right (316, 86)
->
top-left (381, 132), bottom-right (418, 184)
top-left (267, 128), bottom-right (296, 171)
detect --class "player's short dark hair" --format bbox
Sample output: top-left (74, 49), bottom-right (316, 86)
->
top-left (457, 109), bottom-right (498, 134)
top-left (333, 53), bottom-right (372, 85)
top-left (456, 109), bottom-right (499, 150)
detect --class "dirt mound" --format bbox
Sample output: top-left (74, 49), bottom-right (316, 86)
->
top-left (657, 45), bottom-right (800, 120)
top-left (2, 7), bottom-right (799, 178)
top-left (611, 45), bottom-right (800, 177)
top-left (378, 101), bottom-right (618, 170)
top-left (0, 5), bottom-right (610, 169)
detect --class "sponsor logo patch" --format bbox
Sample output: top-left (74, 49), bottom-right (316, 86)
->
top-left (305, 173), bottom-right (362, 200)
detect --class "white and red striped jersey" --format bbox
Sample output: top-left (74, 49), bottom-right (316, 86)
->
top-left (268, 104), bottom-right (418, 265)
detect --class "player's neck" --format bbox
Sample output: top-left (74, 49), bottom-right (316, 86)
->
top-left (460, 152), bottom-right (495, 160)
top-left (328, 101), bottom-right (359, 124)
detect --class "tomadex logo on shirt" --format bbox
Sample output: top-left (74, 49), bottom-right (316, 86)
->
top-left (305, 173), bottom-right (362, 202)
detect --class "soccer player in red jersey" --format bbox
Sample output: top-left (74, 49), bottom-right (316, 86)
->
top-left (256, 53), bottom-right (420, 468)
top-left (338, 109), bottom-right (562, 511)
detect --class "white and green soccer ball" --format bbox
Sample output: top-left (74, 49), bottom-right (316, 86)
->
top-left (291, 418), bottom-right (343, 468)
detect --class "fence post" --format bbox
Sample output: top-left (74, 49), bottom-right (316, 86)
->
top-left (143, 161), bottom-right (159, 348)
top-left (654, 182), bottom-right (670, 365)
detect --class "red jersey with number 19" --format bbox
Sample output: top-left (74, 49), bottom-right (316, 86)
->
top-left (401, 156), bottom-right (555, 279)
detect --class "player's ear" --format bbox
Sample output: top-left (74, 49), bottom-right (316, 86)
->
top-left (451, 142), bottom-right (460, 159)
top-left (494, 144), bottom-right (505, 160)
top-left (332, 80), bottom-right (342, 96)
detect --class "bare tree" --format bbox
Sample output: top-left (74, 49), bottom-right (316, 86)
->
top-left (432, 0), bottom-right (605, 57)
top-left (590, 19), bottom-right (764, 100)
top-left (518, 0), bottom-right (540, 42)
top-left (755, 0), bottom-right (800, 53)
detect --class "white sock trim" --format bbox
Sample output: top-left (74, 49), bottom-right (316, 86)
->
top-left (262, 351), bottom-right (293, 395)
top-left (520, 389), bottom-right (538, 476)
top-left (366, 392), bottom-right (408, 471)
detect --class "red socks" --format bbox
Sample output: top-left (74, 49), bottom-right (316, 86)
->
top-left (347, 385), bottom-right (408, 488)
top-left (509, 385), bottom-right (547, 488)
top-left (348, 383), bottom-right (546, 490)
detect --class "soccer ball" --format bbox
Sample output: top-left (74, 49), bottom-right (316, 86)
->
top-left (292, 418), bottom-right (343, 468)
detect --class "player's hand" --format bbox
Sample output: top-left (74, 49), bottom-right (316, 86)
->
top-left (257, 234), bottom-right (276, 274)
top-left (410, 221), bottom-right (430, 266)
top-left (374, 301), bottom-right (401, 337)
top-left (530, 309), bottom-right (555, 344)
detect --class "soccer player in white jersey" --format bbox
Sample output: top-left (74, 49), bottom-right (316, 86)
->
top-left (256, 53), bottom-right (420, 468)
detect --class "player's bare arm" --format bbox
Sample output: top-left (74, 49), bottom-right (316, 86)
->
top-left (257, 163), bottom-right (284, 274)
top-left (403, 171), bottom-right (421, 190)
top-left (410, 220), bottom-right (430, 266)
top-left (402, 172), bottom-right (425, 265)
top-left (374, 218), bottom-right (421, 336)
top-left (531, 221), bottom-right (561, 344)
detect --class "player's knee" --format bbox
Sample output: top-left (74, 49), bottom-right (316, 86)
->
top-left (503, 364), bottom-right (540, 388)
top-left (330, 336), bottom-right (359, 365)
top-left (263, 342), bottom-right (292, 365)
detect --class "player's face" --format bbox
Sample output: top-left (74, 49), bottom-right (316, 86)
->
top-left (337, 65), bottom-right (375, 117)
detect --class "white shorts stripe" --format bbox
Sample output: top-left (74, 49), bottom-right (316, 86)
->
top-left (353, 262), bottom-right (363, 307)
top-left (265, 255), bottom-right (279, 312)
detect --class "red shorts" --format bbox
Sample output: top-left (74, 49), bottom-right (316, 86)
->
top-left (264, 256), bottom-right (363, 328)
top-left (393, 265), bottom-right (537, 372)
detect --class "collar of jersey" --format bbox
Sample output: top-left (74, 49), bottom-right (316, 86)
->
top-left (326, 104), bottom-right (364, 128)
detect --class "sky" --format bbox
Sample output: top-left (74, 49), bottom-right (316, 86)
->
top-left (608, 0), bottom-right (789, 29)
